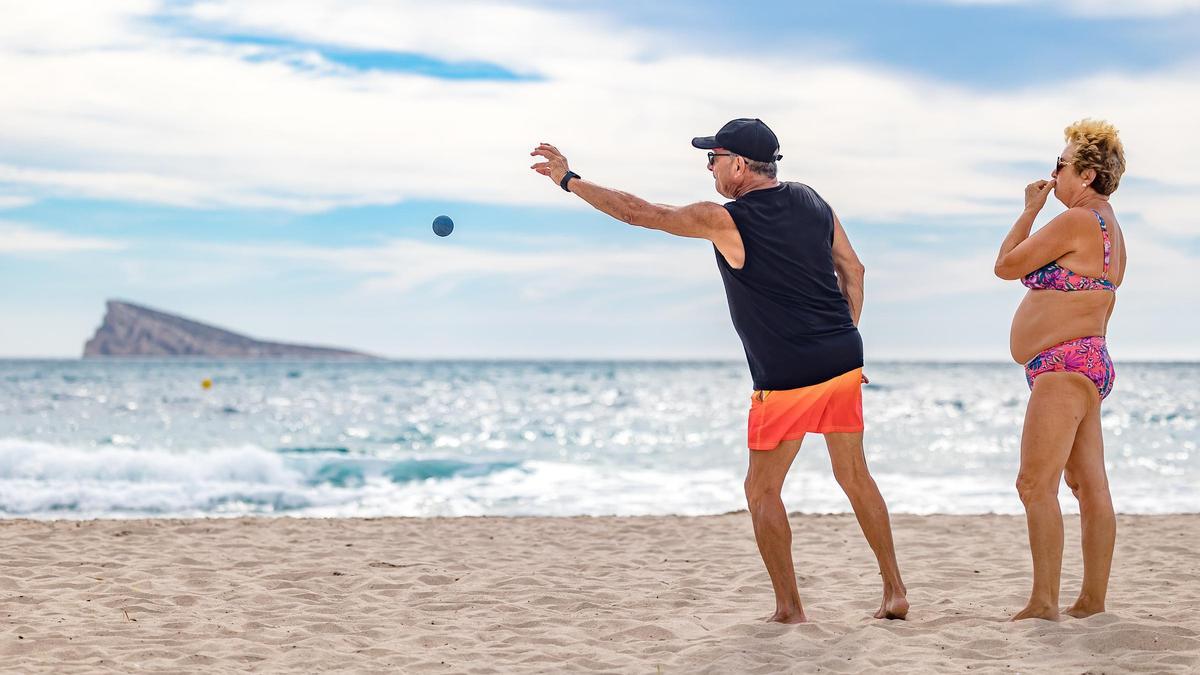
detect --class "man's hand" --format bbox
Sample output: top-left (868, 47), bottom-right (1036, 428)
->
top-left (530, 143), bottom-right (571, 185)
top-left (525, 144), bottom-right (740, 257)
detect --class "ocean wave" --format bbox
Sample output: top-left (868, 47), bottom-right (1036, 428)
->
top-left (299, 457), bottom-right (523, 487)
top-left (0, 439), bottom-right (301, 484)
top-left (0, 439), bottom-right (527, 516)
top-left (0, 437), bottom-right (748, 518)
top-left (1, 360), bottom-right (1196, 518)
top-left (0, 436), bottom-right (1195, 518)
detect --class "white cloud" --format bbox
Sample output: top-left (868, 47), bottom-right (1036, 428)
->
top-left (1, 1), bottom-right (1199, 359)
top-left (197, 237), bottom-right (715, 296)
top-left (0, 195), bottom-right (34, 209)
top-left (930, 0), bottom-right (1200, 17)
top-left (0, 221), bottom-right (125, 254)
top-left (0, 0), bottom-right (1196, 233)
top-left (0, 0), bottom-right (157, 51)
top-left (870, 251), bottom-right (1006, 303)
top-left (179, 0), bottom-right (647, 74)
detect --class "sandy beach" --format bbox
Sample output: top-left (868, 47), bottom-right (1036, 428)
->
top-left (1, 513), bottom-right (1197, 673)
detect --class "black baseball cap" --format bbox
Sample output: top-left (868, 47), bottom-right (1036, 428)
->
top-left (691, 118), bottom-right (782, 163)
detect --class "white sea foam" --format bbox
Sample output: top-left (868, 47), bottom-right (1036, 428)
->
top-left (0, 361), bottom-right (1195, 518)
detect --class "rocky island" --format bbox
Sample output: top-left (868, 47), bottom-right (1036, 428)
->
top-left (83, 300), bottom-right (379, 359)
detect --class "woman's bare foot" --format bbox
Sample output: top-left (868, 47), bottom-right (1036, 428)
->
top-left (1010, 601), bottom-right (1061, 621)
top-left (874, 587), bottom-right (910, 620)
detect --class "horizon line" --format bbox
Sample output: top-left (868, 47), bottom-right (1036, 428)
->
top-left (2, 357), bottom-right (1198, 365)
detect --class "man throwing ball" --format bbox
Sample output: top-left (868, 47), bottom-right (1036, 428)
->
top-left (531, 118), bottom-right (908, 623)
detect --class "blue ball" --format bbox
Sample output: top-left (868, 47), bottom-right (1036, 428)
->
top-left (432, 215), bottom-right (454, 237)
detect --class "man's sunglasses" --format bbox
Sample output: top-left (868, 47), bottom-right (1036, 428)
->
top-left (707, 151), bottom-right (734, 168)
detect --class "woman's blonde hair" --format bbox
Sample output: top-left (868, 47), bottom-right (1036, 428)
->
top-left (1064, 119), bottom-right (1125, 195)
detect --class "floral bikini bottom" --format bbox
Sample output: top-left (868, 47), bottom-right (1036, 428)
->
top-left (1024, 336), bottom-right (1115, 401)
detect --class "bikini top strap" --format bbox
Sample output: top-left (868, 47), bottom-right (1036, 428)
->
top-left (1091, 209), bottom-right (1111, 279)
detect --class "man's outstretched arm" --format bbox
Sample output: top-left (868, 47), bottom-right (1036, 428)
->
top-left (530, 143), bottom-right (734, 246)
top-left (831, 212), bottom-right (865, 326)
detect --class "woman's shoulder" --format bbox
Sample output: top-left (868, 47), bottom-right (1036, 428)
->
top-left (1047, 207), bottom-right (1106, 239)
top-left (1061, 205), bottom-right (1104, 222)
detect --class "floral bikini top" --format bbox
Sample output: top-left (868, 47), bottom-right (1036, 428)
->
top-left (1022, 209), bottom-right (1116, 292)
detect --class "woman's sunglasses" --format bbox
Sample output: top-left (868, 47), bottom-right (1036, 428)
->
top-left (1055, 156), bottom-right (1071, 173)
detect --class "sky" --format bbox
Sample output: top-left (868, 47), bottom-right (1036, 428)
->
top-left (1, 0), bottom-right (1198, 360)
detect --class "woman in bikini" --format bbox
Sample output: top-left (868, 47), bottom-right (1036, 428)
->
top-left (994, 119), bottom-right (1127, 621)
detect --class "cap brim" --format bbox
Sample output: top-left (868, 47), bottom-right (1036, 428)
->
top-left (691, 136), bottom-right (719, 149)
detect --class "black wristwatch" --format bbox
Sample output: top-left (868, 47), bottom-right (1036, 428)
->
top-left (559, 171), bottom-right (581, 192)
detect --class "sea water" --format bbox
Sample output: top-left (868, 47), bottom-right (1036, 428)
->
top-left (0, 360), bottom-right (1195, 518)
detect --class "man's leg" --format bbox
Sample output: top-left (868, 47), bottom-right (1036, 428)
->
top-left (824, 431), bottom-right (909, 619)
top-left (745, 437), bottom-right (805, 623)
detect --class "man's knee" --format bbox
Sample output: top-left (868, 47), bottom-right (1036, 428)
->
top-left (744, 473), bottom-right (782, 510)
top-left (832, 461), bottom-right (872, 494)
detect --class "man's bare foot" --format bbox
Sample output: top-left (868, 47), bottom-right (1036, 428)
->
top-left (1010, 601), bottom-right (1061, 621)
top-left (874, 588), bottom-right (909, 620)
top-left (766, 610), bottom-right (808, 624)
top-left (1063, 600), bottom-right (1105, 619)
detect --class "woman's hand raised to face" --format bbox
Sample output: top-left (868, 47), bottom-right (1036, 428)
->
top-left (1024, 179), bottom-right (1056, 213)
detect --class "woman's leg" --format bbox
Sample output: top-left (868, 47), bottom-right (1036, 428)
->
top-left (1063, 397), bottom-right (1115, 617)
top-left (1012, 372), bottom-right (1094, 621)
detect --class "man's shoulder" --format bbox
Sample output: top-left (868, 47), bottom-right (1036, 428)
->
top-left (786, 181), bottom-right (820, 198)
top-left (787, 182), bottom-right (832, 213)
top-left (686, 200), bottom-right (735, 214)
top-left (677, 200), bottom-right (737, 227)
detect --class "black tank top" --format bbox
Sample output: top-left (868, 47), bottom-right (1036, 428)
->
top-left (716, 182), bottom-right (863, 390)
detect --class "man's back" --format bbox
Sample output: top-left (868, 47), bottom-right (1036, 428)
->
top-left (716, 182), bottom-right (862, 391)
top-left (530, 121), bottom-right (907, 623)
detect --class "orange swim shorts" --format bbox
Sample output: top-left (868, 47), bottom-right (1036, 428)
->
top-left (747, 368), bottom-right (864, 450)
